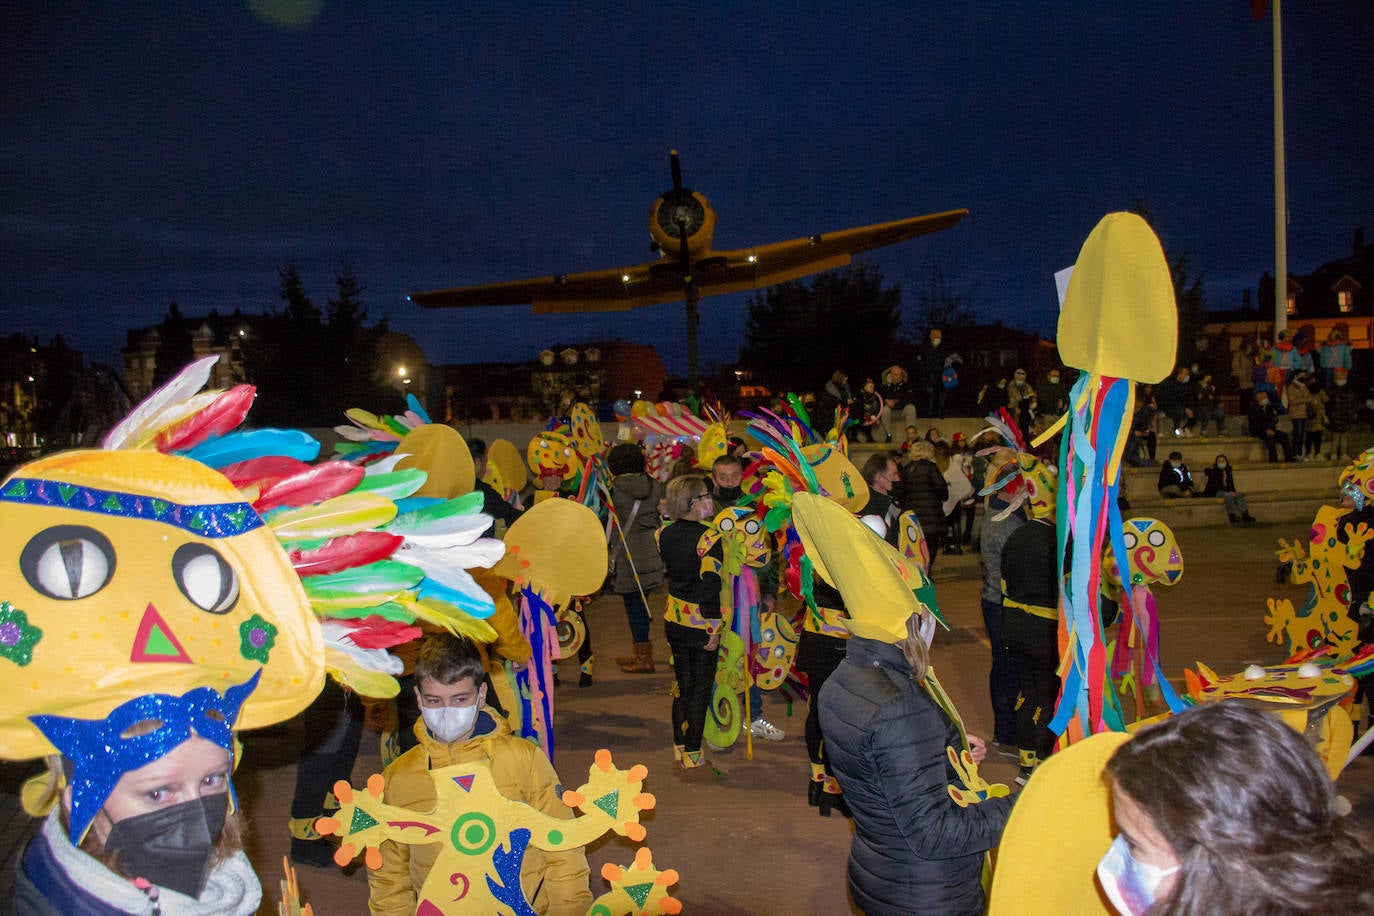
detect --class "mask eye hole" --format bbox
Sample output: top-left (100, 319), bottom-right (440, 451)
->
top-left (744, 519), bottom-right (761, 535)
top-left (172, 543), bottom-right (240, 614)
top-left (21, 525), bottom-right (116, 600)
top-left (1148, 529), bottom-right (1166, 547)
top-left (718, 516), bottom-right (736, 532)
top-left (1122, 532), bottom-right (1138, 550)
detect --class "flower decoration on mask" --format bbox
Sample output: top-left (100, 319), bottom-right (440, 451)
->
top-left (238, 614), bottom-right (279, 665)
top-left (0, 602), bottom-right (42, 667)
top-left (31, 670), bottom-right (259, 843)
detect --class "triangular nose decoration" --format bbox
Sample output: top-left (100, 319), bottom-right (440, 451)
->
top-left (131, 604), bottom-right (191, 664)
top-left (451, 773), bottom-right (476, 793)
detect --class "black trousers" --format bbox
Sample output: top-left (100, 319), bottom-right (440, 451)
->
top-left (796, 628), bottom-right (848, 770)
top-left (1002, 607), bottom-right (1060, 762)
top-left (981, 598), bottom-right (1020, 746)
top-left (289, 680), bottom-right (363, 856)
top-left (667, 627), bottom-right (719, 753)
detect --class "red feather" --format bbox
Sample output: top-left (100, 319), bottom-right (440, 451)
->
top-left (339, 617), bottom-right (423, 650)
top-left (156, 385), bottom-right (257, 452)
top-left (219, 456), bottom-right (311, 490)
top-left (290, 531), bottom-right (404, 576)
top-left (253, 460), bottom-right (366, 513)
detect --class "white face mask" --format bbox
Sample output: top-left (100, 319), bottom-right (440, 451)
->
top-left (1097, 834), bottom-right (1179, 916)
top-left (421, 695), bottom-right (483, 743)
top-left (1217, 461), bottom-right (1227, 469)
top-left (917, 611), bottom-right (936, 648)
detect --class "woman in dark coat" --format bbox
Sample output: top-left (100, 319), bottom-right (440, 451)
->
top-left (607, 443), bottom-right (667, 672)
top-left (900, 440), bottom-right (949, 559)
top-left (797, 494), bottom-right (1014, 915)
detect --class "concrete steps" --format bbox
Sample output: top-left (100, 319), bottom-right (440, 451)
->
top-left (848, 422), bottom-right (1357, 531)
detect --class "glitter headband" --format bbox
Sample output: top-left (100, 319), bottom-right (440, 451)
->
top-left (0, 477), bottom-right (263, 539)
top-left (30, 670), bottom-right (260, 842)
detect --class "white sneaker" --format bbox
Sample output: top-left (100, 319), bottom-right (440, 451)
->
top-left (750, 717), bottom-right (786, 741)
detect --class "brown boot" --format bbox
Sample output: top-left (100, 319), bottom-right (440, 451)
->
top-left (618, 641), bottom-right (655, 674)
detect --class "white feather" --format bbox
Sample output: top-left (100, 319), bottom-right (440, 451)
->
top-left (386, 509), bottom-right (491, 542)
top-left (320, 622), bottom-right (405, 673)
top-left (394, 542), bottom-right (506, 593)
top-left (365, 454), bottom-right (409, 475)
top-left (102, 355), bottom-right (219, 450)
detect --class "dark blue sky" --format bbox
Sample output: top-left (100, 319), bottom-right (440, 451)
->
top-left (3, 2), bottom-right (1371, 376)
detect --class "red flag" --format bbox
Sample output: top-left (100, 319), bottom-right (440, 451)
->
top-left (1251, 0), bottom-right (1271, 20)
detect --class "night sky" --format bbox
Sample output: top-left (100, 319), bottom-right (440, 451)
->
top-left (3, 2), bottom-right (1371, 377)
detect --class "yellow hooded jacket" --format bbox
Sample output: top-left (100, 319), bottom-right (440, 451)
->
top-left (367, 712), bottom-right (591, 916)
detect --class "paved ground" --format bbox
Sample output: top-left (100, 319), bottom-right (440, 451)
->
top-left (2, 519), bottom-right (1371, 914)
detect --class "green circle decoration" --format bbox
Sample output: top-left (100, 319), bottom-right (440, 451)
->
top-left (450, 812), bottom-right (497, 856)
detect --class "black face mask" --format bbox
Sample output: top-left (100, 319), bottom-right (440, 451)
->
top-left (104, 794), bottom-right (226, 899)
top-left (714, 485), bottom-right (742, 504)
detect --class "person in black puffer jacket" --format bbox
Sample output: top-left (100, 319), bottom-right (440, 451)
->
top-left (900, 440), bottom-right (949, 561)
top-left (796, 494), bottom-right (1014, 916)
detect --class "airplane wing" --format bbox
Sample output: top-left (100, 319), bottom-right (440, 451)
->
top-left (409, 209), bottom-right (968, 313)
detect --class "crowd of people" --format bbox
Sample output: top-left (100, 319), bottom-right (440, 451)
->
top-left (6, 341), bottom-right (1374, 916)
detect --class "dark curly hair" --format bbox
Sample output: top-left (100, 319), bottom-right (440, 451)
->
top-left (1105, 702), bottom-right (1374, 915)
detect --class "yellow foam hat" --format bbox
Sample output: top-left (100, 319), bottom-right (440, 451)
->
top-left (0, 449), bottom-right (324, 760)
top-left (1059, 212), bottom-right (1176, 383)
top-left (493, 498), bottom-right (607, 610)
top-left (395, 424), bottom-right (475, 498)
top-left (487, 438), bottom-right (527, 493)
top-left (800, 443), bottom-right (869, 513)
top-left (988, 730), bottom-right (1131, 915)
top-left (791, 492), bottom-right (921, 643)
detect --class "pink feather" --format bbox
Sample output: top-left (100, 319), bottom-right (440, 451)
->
top-left (290, 531), bottom-right (404, 577)
top-left (254, 460), bottom-right (366, 513)
top-left (155, 384), bottom-right (257, 453)
top-left (219, 456), bottom-right (312, 490)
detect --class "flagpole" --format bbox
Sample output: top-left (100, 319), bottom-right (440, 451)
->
top-left (1272, 0), bottom-right (1288, 334)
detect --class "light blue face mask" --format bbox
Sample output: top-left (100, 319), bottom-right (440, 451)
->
top-left (1096, 834), bottom-right (1179, 915)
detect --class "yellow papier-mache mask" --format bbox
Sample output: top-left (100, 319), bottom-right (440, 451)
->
top-left (1102, 517), bottom-right (1183, 589)
top-left (0, 448), bottom-right (324, 760)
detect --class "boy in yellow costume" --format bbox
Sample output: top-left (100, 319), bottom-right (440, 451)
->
top-left (368, 632), bottom-right (590, 916)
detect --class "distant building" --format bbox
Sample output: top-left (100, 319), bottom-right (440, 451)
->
top-left (1204, 227), bottom-right (1373, 357)
top-left (443, 340), bottom-right (668, 422)
top-left (122, 310), bottom-right (260, 401)
top-left (0, 334), bottom-right (86, 448)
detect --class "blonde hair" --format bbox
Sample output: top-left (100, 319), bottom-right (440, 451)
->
top-left (900, 613), bottom-right (930, 680)
top-left (664, 474), bottom-right (710, 520)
